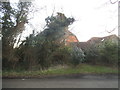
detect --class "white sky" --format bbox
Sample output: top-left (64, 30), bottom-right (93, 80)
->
top-left (11, 0), bottom-right (118, 42)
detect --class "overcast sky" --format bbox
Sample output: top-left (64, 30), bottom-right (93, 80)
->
top-left (11, 0), bottom-right (118, 42)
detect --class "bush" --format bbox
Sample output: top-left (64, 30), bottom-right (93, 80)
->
top-left (84, 39), bottom-right (118, 66)
top-left (48, 46), bottom-right (72, 66)
top-left (70, 45), bottom-right (85, 66)
top-left (98, 40), bottom-right (118, 66)
top-left (83, 45), bottom-right (99, 64)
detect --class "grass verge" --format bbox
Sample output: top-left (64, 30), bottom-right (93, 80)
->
top-left (2, 64), bottom-right (118, 78)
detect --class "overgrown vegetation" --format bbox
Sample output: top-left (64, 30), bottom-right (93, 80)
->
top-left (3, 64), bottom-right (118, 78)
top-left (1, 1), bottom-right (32, 70)
top-left (1, 1), bottom-right (118, 76)
top-left (83, 39), bottom-right (119, 66)
top-left (2, 1), bottom-right (82, 71)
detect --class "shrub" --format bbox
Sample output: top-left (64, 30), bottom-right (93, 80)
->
top-left (99, 40), bottom-right (118, 66)
top-left (70, 45), bottom-right (85, 66)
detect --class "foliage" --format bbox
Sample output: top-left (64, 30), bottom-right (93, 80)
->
top-left (99, 40), bottom-right (118, 65)
top-left (3, 64), bottom-right (118, 78)
top-left (3, 12), bottom-right (76, 70)
top-left (45, 12), bottom-right (74, 29)
top-left (70, 45), bottom-right (85, 66)
top-left (1, 1), bottom-right (32, 70)
top-left (84, 44), bottom-right (100, 64)
top-left (43, 12), bottom-right (75, 40)
top-left (48, 46), bottom-right (72, 66)
top-left (1, 1), bottom-right (31, 46)
top-left (17, 36), bottom-right (72, 70)
top-left (83, 39), bottom-right (118, 66)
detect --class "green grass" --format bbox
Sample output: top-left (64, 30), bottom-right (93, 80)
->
top-left (2, 64), bottom-right (118, 78)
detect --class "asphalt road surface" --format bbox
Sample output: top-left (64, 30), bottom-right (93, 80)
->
top-left (2, 74), bottom-right (118, 88)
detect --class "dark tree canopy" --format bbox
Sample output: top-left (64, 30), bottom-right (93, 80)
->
top-left (40, 12), bottom-right (75, 41)
top-left (45, 12), bottom-right (75, 29)
top-left (1, 1), bottom-right (32, 69)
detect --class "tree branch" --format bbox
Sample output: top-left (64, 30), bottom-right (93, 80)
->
top-left (109, 0), bottom-right (118, 4)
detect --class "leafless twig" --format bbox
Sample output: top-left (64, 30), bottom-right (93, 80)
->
top-left (109, 0), bottom-right (118, 4)
top-left (105, 26), bottom-right (117, 34)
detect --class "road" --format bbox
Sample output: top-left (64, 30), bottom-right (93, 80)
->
top-left (2, 74), bottom-right (118, 88)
